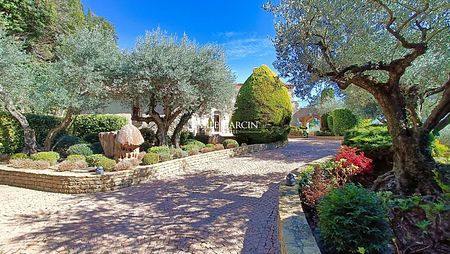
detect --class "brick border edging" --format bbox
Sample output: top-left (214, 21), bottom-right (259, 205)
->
top-left (0, 140), bottom-right (287, 194)
top-left (278, 155), bottom-right (334, 254)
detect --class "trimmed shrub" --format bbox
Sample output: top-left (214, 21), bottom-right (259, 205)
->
top-left (30, 152), bottom-right (60, 165)
top-left (52, 135), bottom-right (84, 157)
top-left (214, 144), bottom-right (224, 150)
top-left (71, 114), bottom-right (127, 139)
top-left (318, 184), bottom-right (391, 253)
top-left (185, 139), bottom-right (206, 149)
top-left (114, 160), bottom-right (133, 171)
top-left (96, 157), bottom-right (116, 171)
top-left (58, 160), bottom-right (88, 171)
top-left (205, 144), bottom-right (215, 148)
top-left (171, 148), bottom-right (188, 159)
top-left (142, 152), bottom-right (159, 165)
top-left (67, 143), bottom-right (93, 157)
top-left (231, 64), bottom-right (292, 144)
top-left (289, 126), bottom-right (306, 136)
top-left (10, 159), bottom-right (50, 169)
top-left (86, 154), bottom-right (108, 167)
top-left (66, 154), bottom-right (86, 161)
top-left (148, 146), bottom-right (171, 154)
top-left (223, 139), bottom-right (239, 149)
top-left (158, 152), bottom-right (172, 162)
top-left (181, 143), bottom-right (203, 152)
top-left (10, 153), bottom-right (28, 160)
top-left (200, 147), bottom-right (214, 153)
top-left (330, 108), bottom-right (358, 136)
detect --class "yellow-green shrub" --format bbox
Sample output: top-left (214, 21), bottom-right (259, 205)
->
top-left (142, 152), bottom-right (159, 165)
top-left (30, 152), bottom-right (60, 165)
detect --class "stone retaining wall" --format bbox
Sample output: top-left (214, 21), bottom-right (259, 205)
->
top-left (0, 141), bottom-right (287, 194)
top-left (278, 155), bottom-right (334, 254)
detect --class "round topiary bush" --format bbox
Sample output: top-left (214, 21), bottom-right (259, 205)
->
top-left (142, 152), bottom-right (159, 165)
top-left (330, 108), bottom-right (358, 136)
top-left (318, 183), bottom-right (391, 253)
top-left (10, 153), bottom-right (28, 160)
top-left (223, 139), bottom-right (239, 149)
top-left (67, 143), bottom-right (93, 157)
top-left (66, 154), bottom-right (86, 161)
top-left (30, 152), bottom-right (60, 165)
top-left (148, 146), bottom-right (171, 154)
top-left (86, 154), bottom-right (108, 167)
top-left (185, 139), bottom-right (206, 149)
top-left (96, 157), bottom-right (116, 171)
top-left (231, 64), bottom-right (292, 144)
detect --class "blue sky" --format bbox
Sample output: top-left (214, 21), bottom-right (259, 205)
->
top-left (81, 0), bottom-right (278, 83)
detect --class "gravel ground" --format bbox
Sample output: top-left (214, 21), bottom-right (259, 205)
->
top-left (0, 138), bottom-right (341, 254)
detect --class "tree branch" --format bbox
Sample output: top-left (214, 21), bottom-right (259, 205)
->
top-left (423, 74), bottom-right (450, 132)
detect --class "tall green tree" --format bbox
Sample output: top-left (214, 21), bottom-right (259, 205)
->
top-left (0, 29), bottom-right (37, 154)
top-left (38, 28), bottom-right (120, 150)
top-left (267, 0), bottom-right (449, 194)
top-left (116, 30), bottom-right (235, 146)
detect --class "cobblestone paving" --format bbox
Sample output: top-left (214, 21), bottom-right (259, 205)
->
top-left (0, 138), bottom-right (340, 254)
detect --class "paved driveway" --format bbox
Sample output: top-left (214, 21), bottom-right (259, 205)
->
top-left (0, 138), bottom-right (341, 254)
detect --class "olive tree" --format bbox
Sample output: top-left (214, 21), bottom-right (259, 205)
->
top-left (117, 30), bottom-right (234, 146)
top-left (266, 0), bottom-right (449, 194)
top-left (39, 28), bottom-right (119, 150)
top-left (0, 29), bottom-right (37, 154)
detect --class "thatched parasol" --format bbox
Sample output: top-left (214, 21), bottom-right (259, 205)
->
top-left (115, 124), bottom-right (144, 146)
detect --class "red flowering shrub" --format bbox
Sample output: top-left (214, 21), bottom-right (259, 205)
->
top-left (335, 146), bottom-right (374, 185)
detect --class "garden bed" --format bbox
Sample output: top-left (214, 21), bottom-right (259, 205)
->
top-left (0, 141), bottom-right (287, 194)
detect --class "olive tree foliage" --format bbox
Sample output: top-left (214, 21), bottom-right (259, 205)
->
top-left (115, 30), bottom-right (235, 146)
top-left (36, 28), bottom-right (120, 150)
top-left (266, 0), bottom-right (449, 195)
top-left (0, 28), bottom-right (37, 153)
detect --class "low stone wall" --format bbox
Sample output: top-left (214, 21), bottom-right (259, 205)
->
top-left (278, 155), bottom-right (334, 254)
top-left (0, 141), bottom-right (287, 194)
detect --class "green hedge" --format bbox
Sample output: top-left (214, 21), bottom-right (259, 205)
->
top-left (330, 108), bottom-right (357, 136)
top-left (71, 114), bottom-right (127, 141)
top-left (321, 113), bottom-right (330, 131)
top-left (0, 112), bottom-right (61, 154)
top-left (327, 115), bottom-right (334, 135)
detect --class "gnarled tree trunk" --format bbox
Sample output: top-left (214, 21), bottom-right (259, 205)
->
top-left (171, 112), bottom-right (193, 147)
top-left (0, 86), bottom-right (37, 154)
top-left (43, 109), bottom-right (75, 151)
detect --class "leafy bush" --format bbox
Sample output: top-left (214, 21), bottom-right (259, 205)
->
top-left (158, 152), bottom-right (172, 162)
top-left (142, 152), bottom-right (159, 165)
top-left (318, 184), bottom-right (391, 253)
top-left (231, 65), bottom-right (292, 144)
top-left (223, 139), bottom-right (239, 149)
top-left (67, 143), bottom-right (93, 157)
top-left (180, 131), bottom-right (194, 145)
top-left (114, 160), bottom-right (133, 171)
top-left (335, 146), bottom-right (374, 185)
top-left (58, 160), bottom-right (88, 171)
top-left (30, 152), bottom-right (60, 165)
top-left (10, 153), bottom-right (28, 160)
top-left (185, 139), bottom-right (206, 148)
top-left (171, 148), bottom-right (188, 159)
top-left (148, 146), bottom-right (171, 154)
top-left (201, 147), bottom-right (214, 153)
top-left (205, 144), bottom-right (215, 148)
top-left (96, 157), bottom-right (116, 171)
top-left (52, 135), bottom-right (84, 157)
top-left (330, 108), bottom-right (358, 136)
top-left (10, 159), bottom-right (50, 169)
top-left (301, 165), bottom-right (333, 207)
top-left (289, 126), bottom-right (306, 136)
top-left (66, 154), bottom-right (86, 161)
top-left (140, 128), bottom-right (157, 150)
top-left (86, 154), bottom-right (108, 167)
top-left (431, 138), bottom-right (449, 157)
top-left (71, 114), bottom-right (127, 139)
top-left (214, 144), bottom-right (224, 150)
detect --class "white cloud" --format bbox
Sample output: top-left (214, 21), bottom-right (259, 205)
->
top-left (221, 35), bottom-right (273, 60)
